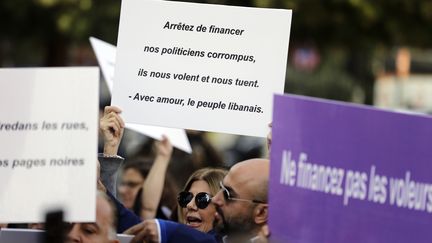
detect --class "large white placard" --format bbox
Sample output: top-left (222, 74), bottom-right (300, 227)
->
top-left (89, 37), bottom-right (192, 153)
top-left (112, 0), bottom-right (291, 137)
top-left (0, 67), bottom-right (99, 223)
top-left (0, 228), bottom-right (133, 243)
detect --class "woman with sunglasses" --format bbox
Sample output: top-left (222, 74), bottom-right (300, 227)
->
top-left (177, 167), bottom-right (227, 233)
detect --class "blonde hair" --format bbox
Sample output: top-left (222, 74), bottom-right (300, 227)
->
top-left (177, 167), bottom-right (227, 224)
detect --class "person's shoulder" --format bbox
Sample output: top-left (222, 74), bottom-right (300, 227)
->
top-left (206, 229), bottom-right (224, 243)
top-left (157, 219), bottom-right (218, 243)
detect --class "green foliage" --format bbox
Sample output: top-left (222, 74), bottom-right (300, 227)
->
top-left (1, 0), bottom-right (431, 102)
top-left (285, 49), bottom-right (358, 102)
top-left (0, 0), bottom-right (121, 65)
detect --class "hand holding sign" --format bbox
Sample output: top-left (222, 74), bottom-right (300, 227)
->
top-left (100, 106), bottom-right (125, 155)
top-left (154, 135), bottom-right (173, 160)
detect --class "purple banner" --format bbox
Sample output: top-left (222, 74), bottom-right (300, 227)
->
top-left (269, 94), bottom-right (432, 243)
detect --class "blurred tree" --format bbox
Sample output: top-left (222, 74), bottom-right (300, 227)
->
top-left (286, 49), bottom-right (358, 102)
top-left (252, 0), bottom-right (432, 103)
top-left (0, 0), bottom-right (121, 66)
top-left (1, 0), bottom-right (431, 102)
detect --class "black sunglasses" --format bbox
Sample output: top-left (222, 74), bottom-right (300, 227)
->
top-left (177, 191), bottom-right (212, 209)
top-left (219, 181), bottom-right (266, 204)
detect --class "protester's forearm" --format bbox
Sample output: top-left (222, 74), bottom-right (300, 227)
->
top-left (141, 155), bottom-right (170, 219)
top-left (103, 141), bottom-right (120, 155)
top-left (99, 155), bottom-right (124, 198)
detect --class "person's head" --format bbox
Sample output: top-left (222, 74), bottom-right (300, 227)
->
top-left (28, 223), bottom-right (44, 230)
top-left (118, 160), bottom-right (152, 209)
top-left (212, 159), bottom-right (269, 237)
top-left (67, 191), bottom-right (119, 243)
top-left (177, 167), bottom-right (227, 233)
top-left (267, 123), bottom-right (272, 152)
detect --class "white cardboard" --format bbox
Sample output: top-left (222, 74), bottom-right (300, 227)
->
top-left (89, 37), bottom-right (192, 153)
top-left (0, 67), bottom-right (99, 223)
top-left (112, 0), bottom-right (291, 137)
top-left (0, 228), bottom-right (44, 243)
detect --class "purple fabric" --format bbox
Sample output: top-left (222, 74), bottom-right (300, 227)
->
top-left (269, 94), bottom-right (432, 243)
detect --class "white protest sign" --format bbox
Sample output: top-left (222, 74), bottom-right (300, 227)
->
top-left (89, 37), bottom-right (192, 153)
top-left (0, 228), bottom-right (134, 243)
top-left (89, 37), bottom-right (117, 93)
top-left (0, 67), bottom-right (99, 223)
top-left (112, 0), bottom-right (291, 137)
top-left (0, 228), bottom-right (44, 243)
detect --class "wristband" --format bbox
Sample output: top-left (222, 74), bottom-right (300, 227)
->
top-left (102, 153), bottom-right (124, 160)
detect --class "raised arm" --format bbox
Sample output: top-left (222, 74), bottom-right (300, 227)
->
top-left (140, 136), bottom-right (173, 219)
top-left (98, 106), bottom-right (125, 197)
top-left (100, 106), bottom-right (125, 156)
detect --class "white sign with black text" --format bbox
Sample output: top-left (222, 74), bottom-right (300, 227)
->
top-left (112, 0), bottom-right (291, 137)
top-left (0, 67), bottom-right (99, 223)
top-left (89, 37), bottom-right (192, 153)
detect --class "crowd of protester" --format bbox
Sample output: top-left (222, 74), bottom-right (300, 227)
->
top-left (0, 105), bottom-right (272, 243)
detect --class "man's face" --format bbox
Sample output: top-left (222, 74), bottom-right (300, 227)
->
top-left (67, 196), bottom-right (117, 243)
top-left (212, 165), bottom-right (256, 234)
